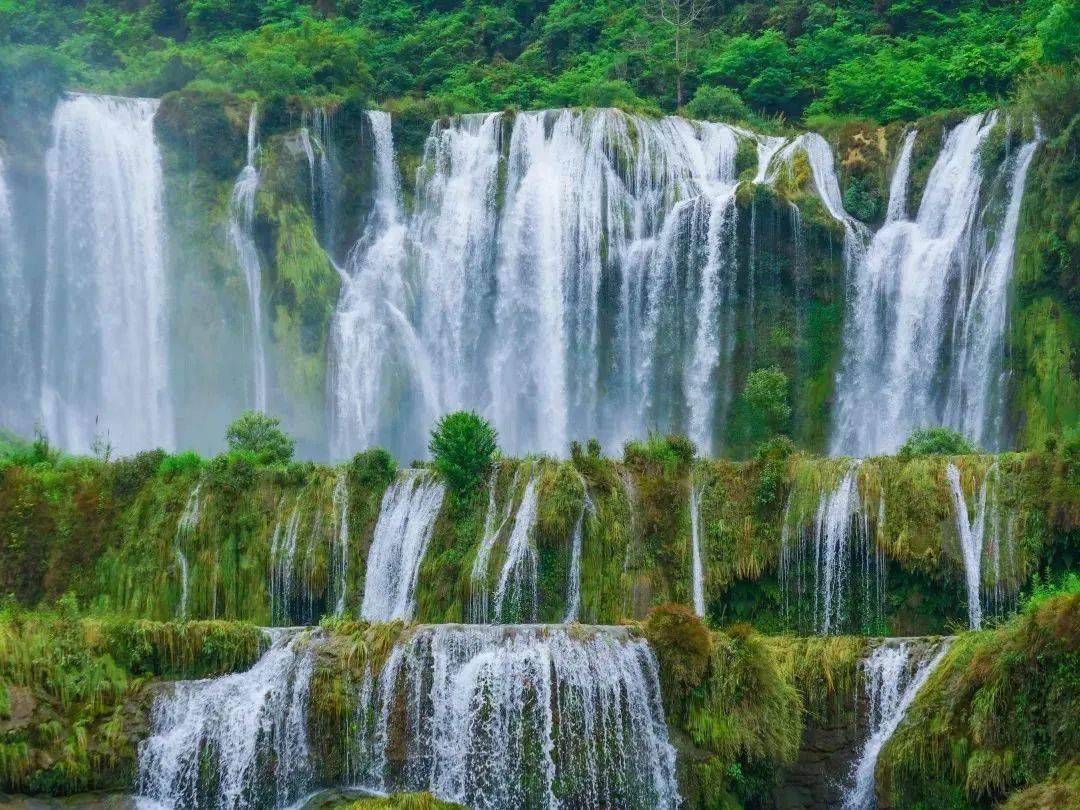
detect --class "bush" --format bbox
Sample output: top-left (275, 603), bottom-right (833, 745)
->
top-left (111, 449), bottom-right (168, 497)
top-left (623, 432), bottom-right (697, 474)
top-left (158, 450), bottom-right (204, 479)
top-left (428, 411), bottom-right (498, 494)
top-left (743, 366), bottom-right (791, 439)
top-left (898, 426), bottom-right (976, 458)
top-left (350, 447), bottom-right (397, 489)
top-left (684, 85), bottom-right (753, 122)
top-left (643, 603), bottom-right (713, 705)
top-left (224, 411), bottom-right (295, 465)
top-left (753, 435), bottom-right (795, 511)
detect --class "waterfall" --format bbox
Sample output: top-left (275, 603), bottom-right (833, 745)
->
top-left (137, 629), bottom-right (319, 809)
top-left (884, 129), bottom-right (917, 223)
top-left (329, 109), bottom-right (749, 459)
top-left (174, 482), bottom-right (202, 620)
top-left (492, 474), bottom-right (541, 622)
top-left (0, 149), bottom-right (33, 433)
top-left (689, 480), bottom-right (706, 616)
top-left (359, 469), bottom-right (446, 622)
top-left (41, 93), bottom-right (173, 455)
top-left (352, 624), bottom-right (681, 809)
top-left (945, 461), bottom-right (1015, 628)
top-left (299, 105), bottom-right (334, 251)
top-left (228, 104), bottom-right (268, 413)
top-left (563, 483), bottom-right (594, 622)
top-left (470, 463), bottom-right (523, 623)
top-left (779, 462), bottom-right (885, 634)
top-left (328, 111), bottom-right (434, 460)
top-left (332, 469), bottom-right (350, 614)
top-left (843, 640), bottom-right (951, 808)
top-left (268, 498), bottom-right (301, 625)
top-left (831, 113), bottom-right (1041, 455)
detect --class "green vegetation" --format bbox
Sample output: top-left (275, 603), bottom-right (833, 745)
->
top-left (225, 410), bottom-right (296, 464)
top-left (0, 603), bottom-right (260, 794)
top-left (741, 365), bottom-right (792, 443)
top-left (877, 591), bottom-right (1080, 807)
top-left (897, 426), bottom-right (977, 458)
top-left (2, 0), bottom-right (1075, 126)
top-left (428, 410), bottom-right (498, 496)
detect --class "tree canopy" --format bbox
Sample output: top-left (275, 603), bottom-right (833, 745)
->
top-left (1, 0), bottom-right (1076, 124)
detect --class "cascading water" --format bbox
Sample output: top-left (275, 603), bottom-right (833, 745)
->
top-left (330, 109), bottom-right (752, 459)
top-left (563, 482), bottom-right (594, 623)
top-left (843, 640), bottom-right (951, 808)
top-left (299, 105), bottom-right (335, 251)
top-left (41, 93), bottom-right (173, 454)
top-left (332, 469), bottom-right (350, 614)
top-left (884, 129), bottom-right (917, 224)
top-left (328, 111), bottom-right (434, 460)
top-left (492, 474), bottom-right (542, 622)
top-left (946, 461), bottom-right (1016, 629)
top-left (359, 469), bottom-right (446, 622)
top-left (779, 462), bottom-right (886, 634)
top-left (832, 113), bottom-right (1041, 455)
top-left (268, 498), bottom-right (301, 625)
top-left (351, 624), bottom-right (681, 809)
top-left (174, 482), bottom-right (202, 620)
top-left (689, 479), bottom-right (706, 617)
top-left (137, 629), bottom-right (320, 809)
top-left (0, 150), bottom-right (33, 433)
top-left (470, 464), bottom-right (523, 623)
top-left (228, 104), bottom-right (268, 413)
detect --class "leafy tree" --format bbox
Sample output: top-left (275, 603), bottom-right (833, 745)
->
top-left (684, 84), bottom-right (751, 121)
top-left (742, 366), bottom-right (791, 438)
top-left (224, 411), bottom-right (295, 464)
top-left (428, 411), bottom-right (498, 494)
top-left (897, 426), bottom-right (976, 458)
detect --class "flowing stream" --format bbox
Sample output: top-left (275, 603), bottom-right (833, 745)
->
top-left (352, 624), bottom-right (681, 809)
top-left (689, 479), bottom-right (706, 616)
top-left (41, 93), bottom-right (173, 454)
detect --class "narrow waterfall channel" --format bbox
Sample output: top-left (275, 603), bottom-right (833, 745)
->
top-left (832, 113), bottom-right (1042, 455)
top-left (779, 462), bottom-right (886, 634)
top-left (42, 93), bottom-right (173, 454)
top-left (137, 629), bottom-right (320, 809)
top-left (843, 639), bottom-right (951, 808)
top-left (228, 104), bottom-right (268, 412)
top-left (946, 461), bottom-right (1017, 629)
top-left (352, 624), bottom-right (681, 809)
top-left (174, 482), bottom-right (202, 621)
top-left (689, 479), bottom-right (706, 616)
top-left (359, 469), bottom-right (446, 621)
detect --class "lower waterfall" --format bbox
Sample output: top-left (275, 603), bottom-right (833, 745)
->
top-left (779, 462), bottom-right (886, 634)
top-left (351, 624), bottom-right (681, 809)
top-left (137, 629), bottom-right (320, 809)
top-left (843, 639), bottom-right (951, 808)
top-left (359, 469), bottom-right (446, 621)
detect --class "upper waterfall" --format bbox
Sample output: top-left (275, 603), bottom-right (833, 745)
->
top-left (831, 113), bottom-right (1041, 455)
top-left (41, 93), bottom-right (174, 454)
top-left (329, 108), bottom-right (750, 459)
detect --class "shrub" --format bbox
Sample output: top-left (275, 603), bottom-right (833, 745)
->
top-left (742, 366), bottom-right (791, 438)
top-left (897, 426), bottom-right (976, 458)
top-left (623, 432), bottom-right (697, 474)
top-left (350, 447), bottom-right (397, 489)
top-left (111, 449), bottom-right (168, 497)
top-left (158, 450), bottom-right (204, 479)
top-left (685, 84), bottom-right (753, 122)
top-left (643, 603), bottom-right (713, 706)
top-left (428, 411), bottom-right (498, 494)
top-left (224, 411), bottom-right (295, 465)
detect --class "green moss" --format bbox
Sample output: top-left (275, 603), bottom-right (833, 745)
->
top-left (878, 593), bottom-right (1080, 807)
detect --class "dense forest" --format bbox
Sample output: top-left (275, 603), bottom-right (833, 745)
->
top-left (1, 2), bottom-right (1078, 808)
top-left (2, 0), bottom-right (1078, 122)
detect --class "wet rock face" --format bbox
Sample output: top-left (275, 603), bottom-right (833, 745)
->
top-left (773, 690), bottom-right (861, 809)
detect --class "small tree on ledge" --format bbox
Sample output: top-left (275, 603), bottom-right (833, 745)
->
top-left (428, 411), bottom-right (498, 495)
top-left (225, 411), bottom-right (295, 465)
